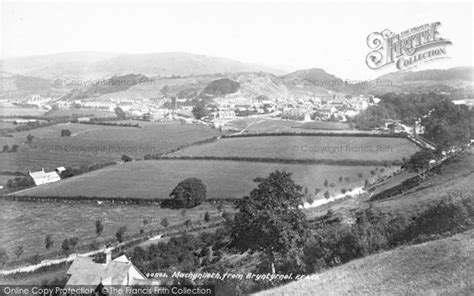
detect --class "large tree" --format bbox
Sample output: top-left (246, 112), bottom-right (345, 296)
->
top-left (169, 178), bottom-right (207, 208)
top-left (0, 249), bottom-right (8, 268)
top-left (403, 149), bottom-right (437, 172)
top-left (231, 170), bottom-right (309, 273)
top-left (422, 100), bottom-right (472, 150)
top-left (191, 102), bottom-right (208, 120)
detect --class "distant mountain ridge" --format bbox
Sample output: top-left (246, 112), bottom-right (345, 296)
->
top-left (1, 52), bottom-right (472, 100)
top-left (368, 67), bottom-right (474, 95)
top-left (0, 52), bottom-right (285, 80)
top-left (376, 67), bottom-right (474, 84)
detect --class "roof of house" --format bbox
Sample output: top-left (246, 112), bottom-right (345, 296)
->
top-left (66, 255), bottom-right (134, 286)
top-left (29, 169), bottom-right (60, 180)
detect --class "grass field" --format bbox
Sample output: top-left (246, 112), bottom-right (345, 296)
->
top-left (0, 107), bottom-right (48, 117)
top-left (223, 118), bottom-right (358, 134)
top-left (172, 135), bottom-right (419, 162)
top-left (224, 118), bottom-right (301, 133)
top-left (17, 159), bottom-right (397, 200)
top-left (0, 122), bottom-right (17, 129)
top-left (0, 200), bottom-right (232, 267)
top-left (0, 122), bottom-right (222, 174)
top-left (298, 121), bottom-right (352, 130)
top-left (257, 228), bottom-right (474, 296)
top-left (44, 108), bottom-right (116, 118)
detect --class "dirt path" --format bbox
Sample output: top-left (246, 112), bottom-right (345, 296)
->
top-left (231, 119), bottom-right (265, 136)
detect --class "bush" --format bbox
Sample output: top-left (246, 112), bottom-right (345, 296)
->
top-left (121, 154), bottom-right (132, 162)
top-left (160, 218), bottom-right (169, 228)
top-left (165, 178), bottom-right (207, 209)
top-left (61, 237), bottom-right (78, 254)
top-left (0, 249), bottom-right (8, 268)
top-left (116, 226), bottom-right (127, 243)
top-left (60, 129), bottom-right (71, 137)
top-left (6, 176), bottom-right (35, 189)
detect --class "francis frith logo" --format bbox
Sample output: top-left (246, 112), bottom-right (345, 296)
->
top-left (366, 22), bottom-right (452, 71)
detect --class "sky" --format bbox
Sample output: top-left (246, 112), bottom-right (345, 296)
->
top-left (1, 1), bottom-right (473, 80)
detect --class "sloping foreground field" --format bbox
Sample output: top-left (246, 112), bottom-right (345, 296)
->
top-left (16, 160), bottom-right (394, 199)
top-left (0, 200), bottom-right (231, 266)
top-left (172, 135), bottom-right (419, 161)
top-left (257, 229), bottom-right (474, 296)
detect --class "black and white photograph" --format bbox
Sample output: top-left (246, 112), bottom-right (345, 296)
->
top-left (0, 0), bottom-right (473, 295)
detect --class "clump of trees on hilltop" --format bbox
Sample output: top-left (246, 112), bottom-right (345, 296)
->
top-left (202, 78), bottom-right (240, 97)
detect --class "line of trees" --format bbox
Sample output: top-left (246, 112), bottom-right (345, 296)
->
top-left (1, 144), bottom-right (20, 153)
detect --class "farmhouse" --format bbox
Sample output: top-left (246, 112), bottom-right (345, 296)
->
top-left (28, 169), bottom-right (61, 186)
top-left (65, 250), bottom-right (163, 286)
top-left (77, 117), bottom-right (90, 123)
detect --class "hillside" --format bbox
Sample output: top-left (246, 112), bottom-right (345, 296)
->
top-left (257, 228), bottom-right (474, 296)
top-left (0, 72), bottom-right (65, 98)
top-left (0, 52), bottom-right (285, 80)
top-left (377, 67), bottom-right (474, 84)
top-left (0, 52), bottom-right (117, 80)
top-left (266, 150), bottom-right (474, 295)
top-left (60, 73), bottom-right (152, 100)
top-left (90, 71), bottom-right (331, 102)
top-left (369, 67), bottom-right (474, 95)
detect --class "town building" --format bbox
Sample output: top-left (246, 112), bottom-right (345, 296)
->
top-left (314, 106), bottom-right (337, 120)
top-left (213, 110), bottom-right (236, 119)
top-left (281, 107), bottom-right (309, 120)
top-left (51, 101), bottom-right (72, 110)
top-left (25, 94), bottom-right (51, 106)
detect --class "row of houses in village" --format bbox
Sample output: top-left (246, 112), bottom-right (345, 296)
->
top-left (197, 94), bottom-right (379, 122)
top-left (15, 91), bottom-right (379, 125)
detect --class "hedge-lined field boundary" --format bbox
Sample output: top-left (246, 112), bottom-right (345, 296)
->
top-left (1, 194), bottom-right (240, 204)
top-left (221, 132), bottom-right (409, 139)
top-left (152, 155), bottom-right (402, 167)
